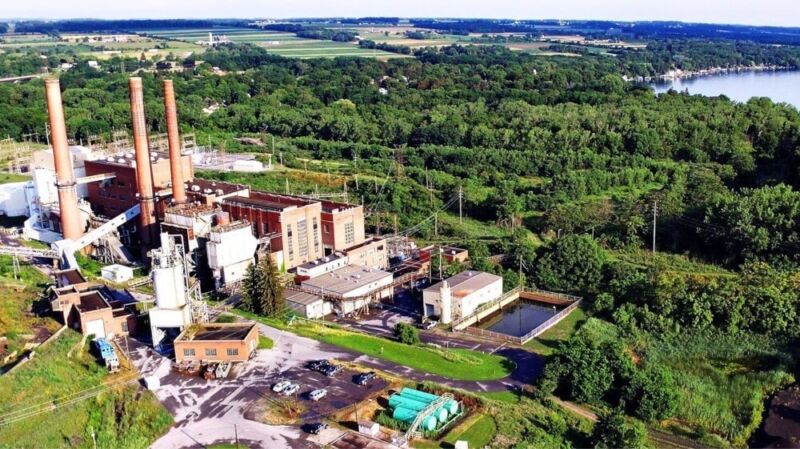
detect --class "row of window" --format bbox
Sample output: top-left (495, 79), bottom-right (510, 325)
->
top-left (183, 347), bottom-right (239, 357)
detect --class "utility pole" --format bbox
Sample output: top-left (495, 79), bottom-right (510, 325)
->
top-left (652, 200), bottom-right (658, 255)
top-left (518, 255), bottom-right (523, 287)
top-left (285, 178), bottom-right (289, 194)
top-left (234, 424), bottom-right (239, 449)
top-left (458, 185), bottom-right (463, 224)
top-left (434, 213), bottom-right (438, 237)
top-left (393, 214), bottom-right (398, 240)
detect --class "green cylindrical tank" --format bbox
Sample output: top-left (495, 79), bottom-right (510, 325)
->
top-left (391, 407), bottom-right (438, 431)
top-left (444, 399), bottom-right (459, 415)
top-left (390, 394), bottom-right (431, 411)
top-left (401, 388), bottom-right (459, 415)
top-left (432, 407), bottom-right (449, 422)
top-left (420, 414), bottom-right (438, 431)
top-left (399, 388), bottom-right (439, 403)
top-left (392, 406), bottom-right (418, 423)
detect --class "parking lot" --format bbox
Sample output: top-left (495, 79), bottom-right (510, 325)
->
top-left (259, 362), bottom-right (389, 422)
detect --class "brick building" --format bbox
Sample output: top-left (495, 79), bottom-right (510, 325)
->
top-left (174, 323), bottom-right (258, 363)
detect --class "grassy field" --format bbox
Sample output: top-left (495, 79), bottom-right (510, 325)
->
top-left (0, 330), bottom-right (172, 448)
top-left (143, 27), bottom-right (403, 59)
top-left (413, 413), bottom-right (497, 449)
top-left (0, 255), bottom-right (56, 356)
top-left (648, 332), bottom-right (795, 446)
top-left (236, 309), bottom-right (513, 381)
top-left (524, 306), bottom-right (587, 356)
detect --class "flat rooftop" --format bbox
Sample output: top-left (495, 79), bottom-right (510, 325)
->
top-left (298, 252), bottom-right (346, 270)
top-left (222, 196), bottom-right (293, 212)
top-left (76, 291), bottom-right (111, 313)
top-left (186, 179), bottom-right (249, 197)
top-left (425, 270), bottom-right (502, 299)
top-left (89, 151), bottom-right (172, 168)
top-left (176, 323), bottom-right (256, 342)
top-left (54, 269), bottom-right (87, 288)
top-left (284, 289), bottom-right (323, 306)
top-left (301, 265), bottom-right (392, 296)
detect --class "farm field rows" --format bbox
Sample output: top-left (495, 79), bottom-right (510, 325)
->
top-left (143, 27), bottom-right (404, 59)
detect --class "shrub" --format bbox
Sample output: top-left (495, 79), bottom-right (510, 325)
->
top-left (591, 410), bottom-right (648, 449)
top-left (394, 322), bottom-right (420, 345)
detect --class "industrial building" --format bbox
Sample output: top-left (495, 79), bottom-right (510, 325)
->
top-left (50, 282), bottom-right (138, 339)
top-left (284, 289), bottom-right (330, 319)
top-left (423, 270), bottom-right (503, 324)
top-left (300, 265), bottom-right (394, 315)
top-left (174, 323), bottom-right (258, 363)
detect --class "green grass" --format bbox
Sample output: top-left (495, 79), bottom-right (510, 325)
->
top-left (413, 414), bottom-right (497, 449)
top-left (258, 335), bottom-right (274, 349)
top-left (524, 306), bottom-right (587, 356)
top-left (0, 330), bottom-right (172, 448)
top-left (235, 309), bottom-right (513, 381)
top-left (75, 253), bottom-right (104, 279)
top-left (477, 389), bottom-right (523, 404)
top-left (0, 173), bottom-right (30, 184)
top-left (647, 332), bottom-right (795, 446)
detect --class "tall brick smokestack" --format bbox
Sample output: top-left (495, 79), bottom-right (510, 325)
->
top-left (128, 77), bottom-right (157, 248)
top-left (44, 79), bottom-right (83, 241)
top-left (163, 79), bottom-right (186, 203)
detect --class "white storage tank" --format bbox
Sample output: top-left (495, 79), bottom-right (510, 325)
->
top-left (151, 233), bottom-right (187, 309)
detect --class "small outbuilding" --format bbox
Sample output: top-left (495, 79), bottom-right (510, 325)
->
top-left (358, 420), bottom-right (380, 437)
top-left (101, 264), bottom-right (135, 283)
top-left (284, 289), bottom-right (330, 319)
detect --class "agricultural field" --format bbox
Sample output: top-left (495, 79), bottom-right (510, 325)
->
top-left (143, 27), bottom-right (404, 59)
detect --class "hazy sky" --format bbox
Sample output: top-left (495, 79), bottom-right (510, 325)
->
top-left (4, 0), bottom-right (800, 27)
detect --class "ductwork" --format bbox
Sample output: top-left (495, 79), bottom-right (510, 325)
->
top-left (163, 79), bottom-right (186, 204)
top-left (44, 79), bottom-right (83, 241)
top-left (128, 77), bottom-right (157, 248)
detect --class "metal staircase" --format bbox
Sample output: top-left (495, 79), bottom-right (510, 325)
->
top-left (397, 393), bottom-right (454, 446)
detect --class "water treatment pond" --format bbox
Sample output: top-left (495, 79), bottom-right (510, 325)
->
top-left (479, 300), bottom-right (564, 338)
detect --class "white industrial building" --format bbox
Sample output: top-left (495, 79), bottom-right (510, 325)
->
top-left (206, 220), bottom-right (258, 288)
top-left (284, 289), bottom-right (331, 319)
top-left (101, 264), bottom-right (135, 283)
top-left (423, 270), bottom-right (503, 324)
top-left (301, 264), bottom-right (393, 315)
top-left (148, 233), bottom-right (194, 348)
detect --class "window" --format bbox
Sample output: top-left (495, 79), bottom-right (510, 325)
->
top-left (226, 348), bottom-right (239, 356)
top-left (121, 321), bottom-right (128, 332)
top-left (297, 219), bottom-right (308, 258)
top-left (286, 224), bottom-right (294, 259)
top-left (183, 348), bottom-right (195, 357)
top-left (263, 222), bottom-right (269, 235)
top-left (205, 348), bottom-right (217, 357)
top-left (312, 218), bottom-right (320, 254)
top-left (344, 222), bottom-right (355, 245)
top-left (324, 224), bottom-right (330, 234)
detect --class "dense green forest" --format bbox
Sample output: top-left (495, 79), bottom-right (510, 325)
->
top-left (1, 40), bottom-right (799, 447)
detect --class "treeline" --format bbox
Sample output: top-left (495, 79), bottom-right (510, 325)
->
top-left (13, 19), bottom-right (227, 34)
top-left (616, 39), bottom-right (800, 77)
top-left (358, 40), bottom-right (411, 54)
top-left (0, 23), bottom-right (8, 34)
top-left (261, 23), bottom-right (356, 42)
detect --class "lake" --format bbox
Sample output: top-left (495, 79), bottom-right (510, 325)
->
top-left (651, 70), bottom-right (800, 109)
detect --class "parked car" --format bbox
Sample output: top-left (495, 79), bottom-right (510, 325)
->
top-left (418, 320), bottom-right (438, 330)
top-left (307, 360), bottom-right (327, 371)
top-left (304, 422), bottom-right (328, 434)
top-left (355, 371), bottom-right (377, 386)
top-left (322, 364), bottom-right (342, 377)
top-left (282, 383), bottom-right (300, 396)
top-left (308, 388), bottom-right (328, 401)
top-left (272, 380), bottom-right (291, 393)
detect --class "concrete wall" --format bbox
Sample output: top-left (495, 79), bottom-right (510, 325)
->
top-left (279, 203), bottom-right (323, 270)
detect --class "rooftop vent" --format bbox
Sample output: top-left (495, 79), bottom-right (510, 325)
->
top-left (191, 185), bottom-right (200, 192)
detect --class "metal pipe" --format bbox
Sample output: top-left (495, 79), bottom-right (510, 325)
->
top-left (163, 79), bottom-right (186, 204)
top-left (129, 77), bottom-right (157, 248)
top-left (44, 79), bottom-right (83, 241)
